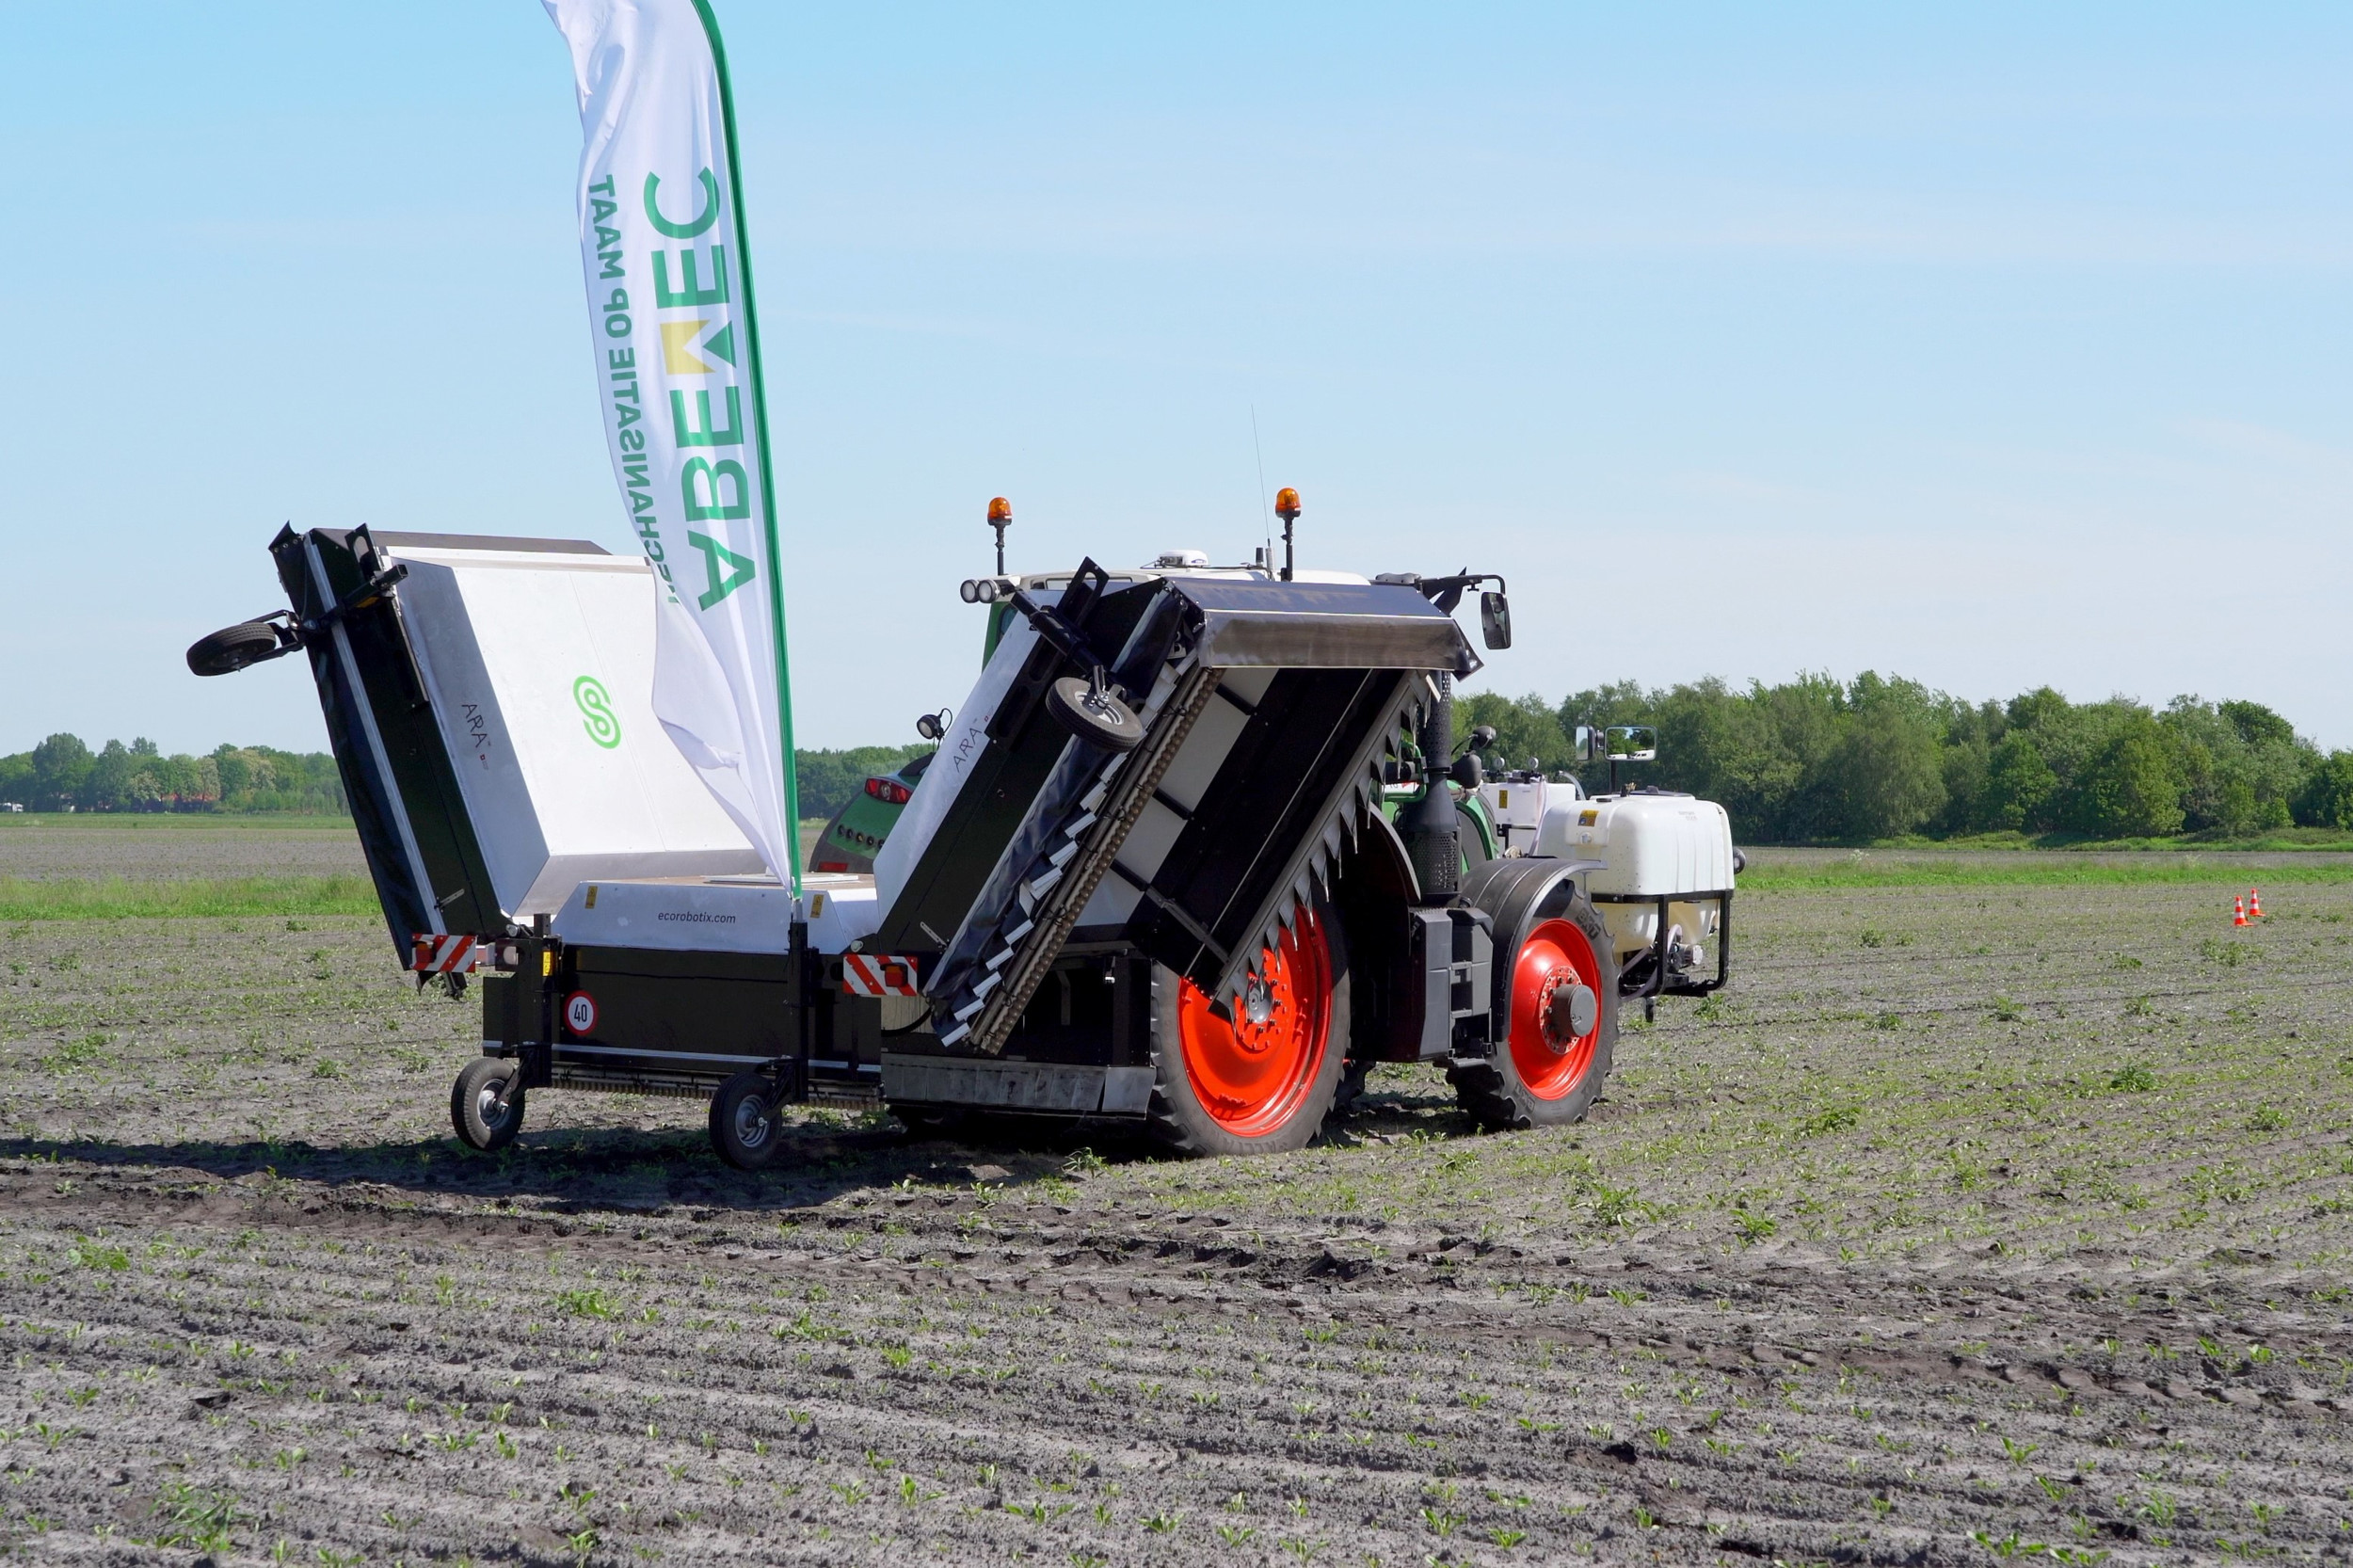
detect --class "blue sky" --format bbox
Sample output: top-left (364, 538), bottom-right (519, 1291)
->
top-left (2, 3), bottom-right (2347, 754)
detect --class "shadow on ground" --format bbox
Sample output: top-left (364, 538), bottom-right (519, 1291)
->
top-left (0, 1079), bottom-right (1481, 1216)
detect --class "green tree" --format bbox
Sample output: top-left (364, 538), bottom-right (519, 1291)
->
top-left (1646, 679), bottom-right (1800, 832)
top-left (1978, 732), bottom-right (2057, 831)
top-left (2295, 751), bottom-right (2353, 828)
top-left (85, 739), bottom-right (135, 811)
top-left (2066, 720), bottom-right (2185, 838)
top-left (2160, 696), bottom-right (2311, 835)
top-left (28, 733), bottom-right (92, 810)
top-left (2219, 700), bottom-right (2296, 748)
top-left (2219, 700), bottom-right (2312, 829)
top-left (212, 744), bottom-right (255, 802)
top-left (2005, 685), bottom-right (2072, 733)
top-left (1933, 699), bottom-right (2004, 834)
top-left (1459, 691), bottom-right (1571, 775)
top-left (1755, 675), bottom-right (1849, 840)
top-left (1833, 713), bottom-right (1944, 838)
top-left (1818, 692), bottom-right (1945, 840)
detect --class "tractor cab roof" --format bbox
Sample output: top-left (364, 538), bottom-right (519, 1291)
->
top-left (1008, 561), bottom-right (1373, 594)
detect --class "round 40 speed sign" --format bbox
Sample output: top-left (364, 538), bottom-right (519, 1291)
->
top-left (564, 990), bottom-right (599, 1037)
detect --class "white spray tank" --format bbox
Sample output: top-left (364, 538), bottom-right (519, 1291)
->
top-left (1535, 790), bottom-right (1736, 968)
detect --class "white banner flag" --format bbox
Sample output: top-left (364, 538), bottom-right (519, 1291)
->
top-left (544, 0), bottom-right (800, 888)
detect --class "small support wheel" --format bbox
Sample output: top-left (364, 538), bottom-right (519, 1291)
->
top-left (710, 1069), bottom-right (783, 1171)
top-left (895, 1106), bottom-right (966, 1139)
top-left (451, 1057), bottom-right (525, 1152)
top-left (185, 620), bottom-right (286, 678)
top-left (1045, 675), bottom-right (1144, 753)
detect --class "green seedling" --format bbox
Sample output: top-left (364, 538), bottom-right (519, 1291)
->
top-left (554, 1288), bottom-right (616, 1320)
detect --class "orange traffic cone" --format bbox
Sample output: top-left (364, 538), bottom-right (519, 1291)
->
top-left (2233, 897), bottom-right (2248, 927)
top-left (2249, 888), bottom-right (2265, 920)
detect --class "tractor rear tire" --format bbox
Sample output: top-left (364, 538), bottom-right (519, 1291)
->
top-left (1451, 887), bottom-right (1617, 1131)
top-left (451, 1058), bottom-right (525, 1152)
top-left (1146, 903), bottom-right (1350, 1157)
top-left (710, 1070), bottom-right (783, 1171)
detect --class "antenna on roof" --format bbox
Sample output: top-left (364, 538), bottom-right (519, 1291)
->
top-left (1251, 406), bottom-right (1272, 570)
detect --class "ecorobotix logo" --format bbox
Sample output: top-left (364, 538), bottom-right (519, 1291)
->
top-left (574, 676), bottom-right (621, 748)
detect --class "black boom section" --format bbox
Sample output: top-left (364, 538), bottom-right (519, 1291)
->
top-left (880, 568), bottom-right (1472, 1054)
top-left (268, 526), bottom-right (504, 952)
top-left (870, 577), bottom-right (1164, 957)
top-left (1128, 667), bottom-right (1418, 995)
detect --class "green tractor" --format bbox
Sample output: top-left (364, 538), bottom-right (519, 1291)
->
top-left (808, 753), bottom-right (930, 875)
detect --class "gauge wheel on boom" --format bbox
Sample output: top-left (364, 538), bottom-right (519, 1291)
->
top-left (1146, 902), bottom-right (1350, 1157)
top-left (185, 620), bottom-right (282, 678)
top-left (1451, 888), bottom-right (1618, 1130)
top-left (710, 1070), bottom-right (784, 1171)
top-left (451, 1057), bottom-right (526, 1152)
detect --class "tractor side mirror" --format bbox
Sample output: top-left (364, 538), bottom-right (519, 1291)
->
top-left (1605, 725), bottom-right (1657, 761)
top-left (1574, 725), bottom-right (1600, 760)
top-left (1479, 590), bottom-right (1512, 650)
top-left (1465, 724), bottom-right (1497, 753)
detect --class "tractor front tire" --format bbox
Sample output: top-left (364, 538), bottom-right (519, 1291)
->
top-left (451, 1058), bottom-right (525, 1152)
top-left (1451, 889), bottom-right (1617, 1131)
top-left (1146, 904), bottom-right (1351, 1158)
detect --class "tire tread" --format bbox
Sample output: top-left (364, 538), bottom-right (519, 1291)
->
top-left (1447, 1055), bottom-right (1528, 1132)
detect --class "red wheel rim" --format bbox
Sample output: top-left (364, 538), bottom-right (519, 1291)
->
top-left (1176, 910), bottom-right (1334, 1136)
top-left (1509, 918), bottom-right (1602, 1101)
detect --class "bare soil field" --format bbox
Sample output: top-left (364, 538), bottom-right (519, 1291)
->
top-left (0, 817), bottom-right (367, 884)
top-left (2, 830), bottom-right (2350, 1564)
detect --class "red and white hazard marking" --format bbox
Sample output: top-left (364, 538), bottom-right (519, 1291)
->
top-left (841, 953), bottom-right (920, 997)
top-left (564, 991), bottom-right (599, 1036)
top-left (410, 934), bottom-right (480, 973)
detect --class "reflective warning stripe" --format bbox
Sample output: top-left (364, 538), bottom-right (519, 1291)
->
top-left (841, 953), bottom-right (920, 996)
top-left (410, 934), bottom-right (480, 973)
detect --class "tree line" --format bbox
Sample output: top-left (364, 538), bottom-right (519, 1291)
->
top-left (25, 686), bottom-right (2353, 844)
top-left (1, 735), bottom-right (348, 815)
top-left (0, 730), bottom-right (931, 823)
top-left (1461, 675), bottom-right (2353, 843)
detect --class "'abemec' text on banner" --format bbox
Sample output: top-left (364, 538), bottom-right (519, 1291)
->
top-left (544, 0), bottom-right (800, 888)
